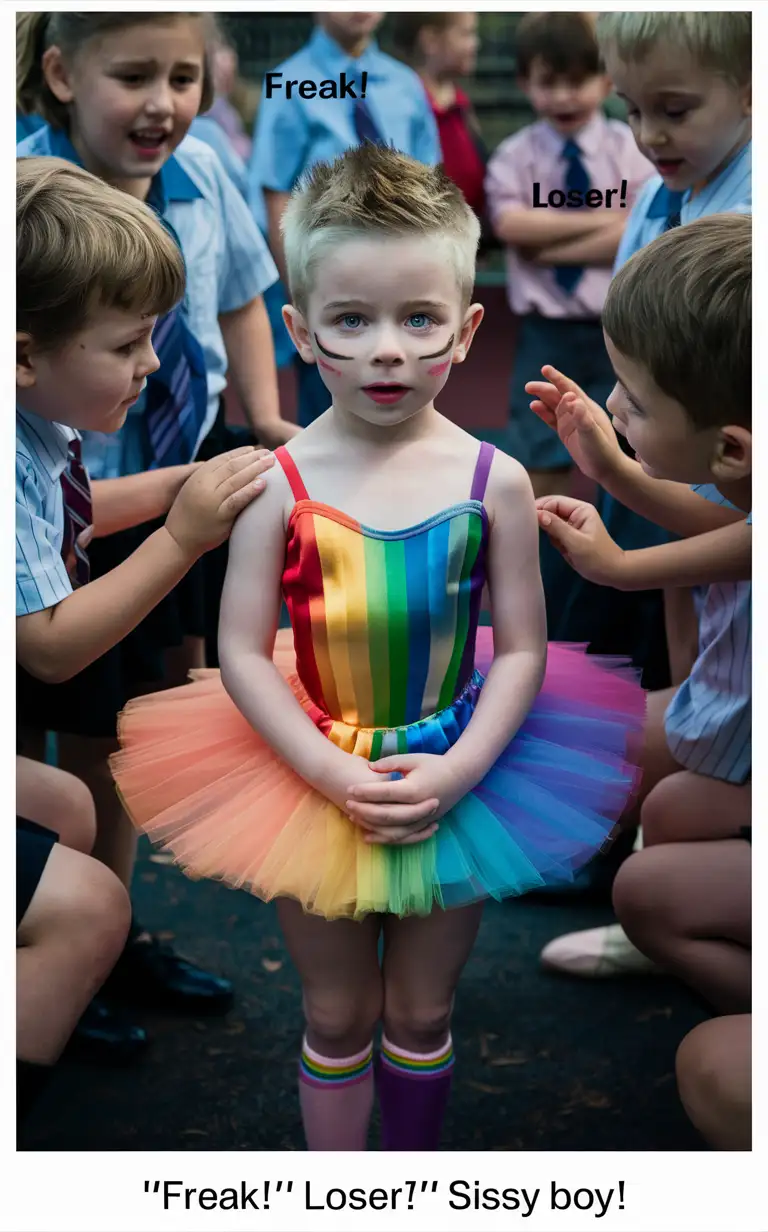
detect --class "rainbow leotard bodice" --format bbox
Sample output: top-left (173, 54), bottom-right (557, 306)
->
top-left (277, 443), bottom-right (493, 746)
top-left (111, 438), bottom-right (645, 919)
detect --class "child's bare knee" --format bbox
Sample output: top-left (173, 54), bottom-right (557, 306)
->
top-left (383, 995), bottom-right (452, 1050)
top-left (304, 986), bottom-right (382, 1049)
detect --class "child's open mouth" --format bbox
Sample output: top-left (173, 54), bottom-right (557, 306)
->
top-left (129, 129), bottom-right (170, 158)
top-left (362, 384), bottom-right (411, 405)
top-left (655, 158), bottom-right (685, 177)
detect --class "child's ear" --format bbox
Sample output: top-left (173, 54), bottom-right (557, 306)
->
top-left (16, 333), bottom-right (37, 389)
top-left (41, 45), bottom-right (75, 105)
top-left (598, 73), bottom-right (613, 102)
top-left (453, 302), bottom-right (485, 364)
top-left (281, 305), bottom-right (315, 365)
top-left (740, 79), bottom-right (752, 117)
top-left (711, 424), bottom-right (752, 483)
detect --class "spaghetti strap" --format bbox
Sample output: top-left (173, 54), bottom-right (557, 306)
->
top-left (470, 440), bottom-right (495, 503)
top-left (275, 446), bottom-right (310, 501)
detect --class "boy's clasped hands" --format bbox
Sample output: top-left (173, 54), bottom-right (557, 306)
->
top-left (526, 364), bottom-right (632, 589)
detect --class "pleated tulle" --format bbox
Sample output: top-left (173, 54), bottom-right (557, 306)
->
top-left (110, 628), bottom-right (645, 919)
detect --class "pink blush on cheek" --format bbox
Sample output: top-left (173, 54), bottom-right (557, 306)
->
top-left (427, 360), bottom-right (451, 378)
top-left (318, 358), bottom-right (342, 377)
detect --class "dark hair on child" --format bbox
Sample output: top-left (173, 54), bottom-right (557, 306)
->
top-left (391, 13), bottom-right (458, 64)
top-left (515, 12), bottom-right (602, 82)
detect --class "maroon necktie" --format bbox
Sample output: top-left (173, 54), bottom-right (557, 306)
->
top-left (60, 438), bottom-right (92, 587)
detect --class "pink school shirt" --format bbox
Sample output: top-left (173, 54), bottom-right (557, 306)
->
top-left (484, 113), bottom-right (654, 319)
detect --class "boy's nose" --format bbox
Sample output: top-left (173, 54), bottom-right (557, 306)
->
top-left (141, 344), bottom-right (161, 377)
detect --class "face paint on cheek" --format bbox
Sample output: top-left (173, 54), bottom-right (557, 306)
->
top-left (419, 333), bottom-right (455, 361)
top-left (427, 359), bottom-right (451, 377)
top-left (314, 333), bottom-right (353, 361)
top-left (318, 357), bottom-right (343, 376)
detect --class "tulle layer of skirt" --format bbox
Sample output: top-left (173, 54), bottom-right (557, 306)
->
top-left (110, 628), bottom-right (646, 919)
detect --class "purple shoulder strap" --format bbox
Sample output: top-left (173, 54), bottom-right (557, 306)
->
top-left (470, 441), bottom-right (495, 502)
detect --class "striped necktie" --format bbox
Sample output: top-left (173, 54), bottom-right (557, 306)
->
top-left (555, 139), bottom-right (591, 293)
top-left (144, 304), bottom-right (208, 467)
top-left (353, 97), bottom-right (386, 147)
top-left (61, 438), bottom-right (92, 588)
top-left (143, 214), bottom-right (209, 469)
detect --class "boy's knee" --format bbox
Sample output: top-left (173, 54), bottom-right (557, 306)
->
top-left (55, 771), bottom-right (97, 853)
top-left (640, 773), bottom-right (689, 845)
top-left (304, 985), bottom-right (382, 1049)
top-left (54, 854), bottom-right (130, 958)
top-left (675, 1020), bottom-right (751, 1148)
top-left (612, 848), bottom-right (667, 932)
top-left (383, 994), bottom-right (452, 1051)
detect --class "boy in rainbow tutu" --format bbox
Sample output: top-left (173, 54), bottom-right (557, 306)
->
top-left (111, 145), bottom-right (645, 1151)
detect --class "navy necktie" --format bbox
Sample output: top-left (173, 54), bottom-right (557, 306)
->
top-left (61, 438), bottom-right (92, 588)
top-left (353, 97), bottom-right (386, 147)
top-left (555, 139), bottom-right (591, 294)
top-left (143, 215), bottom-right (209, 468)
top-left (665, 210), bottom-right (682, 231)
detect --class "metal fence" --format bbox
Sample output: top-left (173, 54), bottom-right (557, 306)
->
top-left (222, 12), bottom-right (626, 154)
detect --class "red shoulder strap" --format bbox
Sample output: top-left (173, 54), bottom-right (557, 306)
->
top-left (274, 446), bottom-right (310, 501)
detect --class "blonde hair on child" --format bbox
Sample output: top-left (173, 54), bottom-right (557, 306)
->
top-left (17, 156), bottom-right (186, 351)
top-left (602, 213), bottom-right (751, 431)
top-left (16, 11), bottom-right (218, 129)
top-left (596, 11), bottom-right (751, 86)
top-left (281, 143), bottom-right (481, 316)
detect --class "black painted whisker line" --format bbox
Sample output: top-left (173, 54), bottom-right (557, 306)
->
top-left (314, 334), bottom-right (354, 360)
top-left (419, 334), bottom-right (455, 360)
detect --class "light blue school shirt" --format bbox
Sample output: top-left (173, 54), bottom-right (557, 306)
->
top-left (17, 126), bottom-right (278, 479)
top-left (16, 407), bottom-right (78, 615)
top-left (248, 26), bottom-right (441, 232)
top-left (190, 115), bottom-right (248, 198)
top-left (614, 139), bottom-right (751, 270)
top-left (664, 486), bottom-right (751, 784)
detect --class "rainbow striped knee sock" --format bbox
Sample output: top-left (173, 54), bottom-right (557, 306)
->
top-left (377, 1034), bottom-right (454, 1150)
top-left (298, 1038), bottom-right (374, 1150)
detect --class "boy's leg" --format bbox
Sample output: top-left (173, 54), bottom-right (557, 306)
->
top-left (641, 774), bottom-right (750, 846)
top-left (16, 838), bottom-right (131, 1132)
top-left (507, 315), bottom-right (574, 502)
top-left (675, 1015), bottom-right (751, 1150)
top-left (613, 838), bottom-right (751, 1013)
top-left (16, 756), bottom-right (96, 854)
top-left (378, 902), bottom-right (484, 1150)
top-left (57, 731), bottom-right (233, 1017)
top-left (276, 898), bottom-right (382, 1150)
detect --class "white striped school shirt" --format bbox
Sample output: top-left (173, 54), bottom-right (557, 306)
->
top-left (16, 406), bottom-right (77, 616)
top-left (664, 485), bottom-right (751, 784)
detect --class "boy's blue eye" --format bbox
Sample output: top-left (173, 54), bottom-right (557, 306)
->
top-left (339, 314), bottom-right (363, 329)
top-left (407, 313), bottom-right (433, 329)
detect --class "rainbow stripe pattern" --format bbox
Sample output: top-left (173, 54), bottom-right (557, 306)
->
top-left (110, 439), bottom-right (646, 921)
top-left (300, 1040), bottom-right (374, 1088)
top-left (380, 1035), bottom-right (455, 1080)
top-left (278, 446), bottom-right (489, 746)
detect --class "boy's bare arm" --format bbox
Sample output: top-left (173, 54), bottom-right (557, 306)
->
top-left (493, 207), bottom-right (619, 249)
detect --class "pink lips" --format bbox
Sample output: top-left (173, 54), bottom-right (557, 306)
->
top-left (363, 384), bottom-right (411, 405)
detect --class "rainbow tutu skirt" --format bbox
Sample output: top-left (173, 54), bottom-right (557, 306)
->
top-left (110, 627), bottom-right (645, 920)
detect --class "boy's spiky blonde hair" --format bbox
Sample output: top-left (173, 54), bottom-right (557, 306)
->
top-left (281, 144), bottom-right (481, 315)
top-left (17, 156), bottom-right (186, 351)
top-left (603, 213), bottom-right (751, 430)
top-left (596, 11), bottom-right (751, 85)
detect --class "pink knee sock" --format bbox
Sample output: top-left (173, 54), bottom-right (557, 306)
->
top-left (298, 1038), bottom-right (375, 1150)
top-left (377, 1034), bottom-right (454, 1150)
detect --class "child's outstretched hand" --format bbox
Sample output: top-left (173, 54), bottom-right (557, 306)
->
top-left (525, 366), bottom-right (624, 484)
top-left (346, 753), bottom-right (467, 845)
top-left (165, 446), bottom-right (275, 559)
top-left (536, 495), bottom-right (627, 587)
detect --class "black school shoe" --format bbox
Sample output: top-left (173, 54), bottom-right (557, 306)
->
top-left (102, 924), bottom-right (234, 1016)
top-left (67, 996), bottom-right (149, 1065)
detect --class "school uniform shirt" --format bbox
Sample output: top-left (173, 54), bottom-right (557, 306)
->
top-left (615, 139), bottom-right (751, 270)
top-left (664, 486), bottom-right (751, 784)
top-left (427, 86), bottom-right (486, 216)
top-left (17, 126), bottom-right (278, 479)
top-left (16, 406), bottom-right (77, 616)
top-left (484, 113), bottom-right (654, 319)
top-left (248, 26), bottom-right (441, 233)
